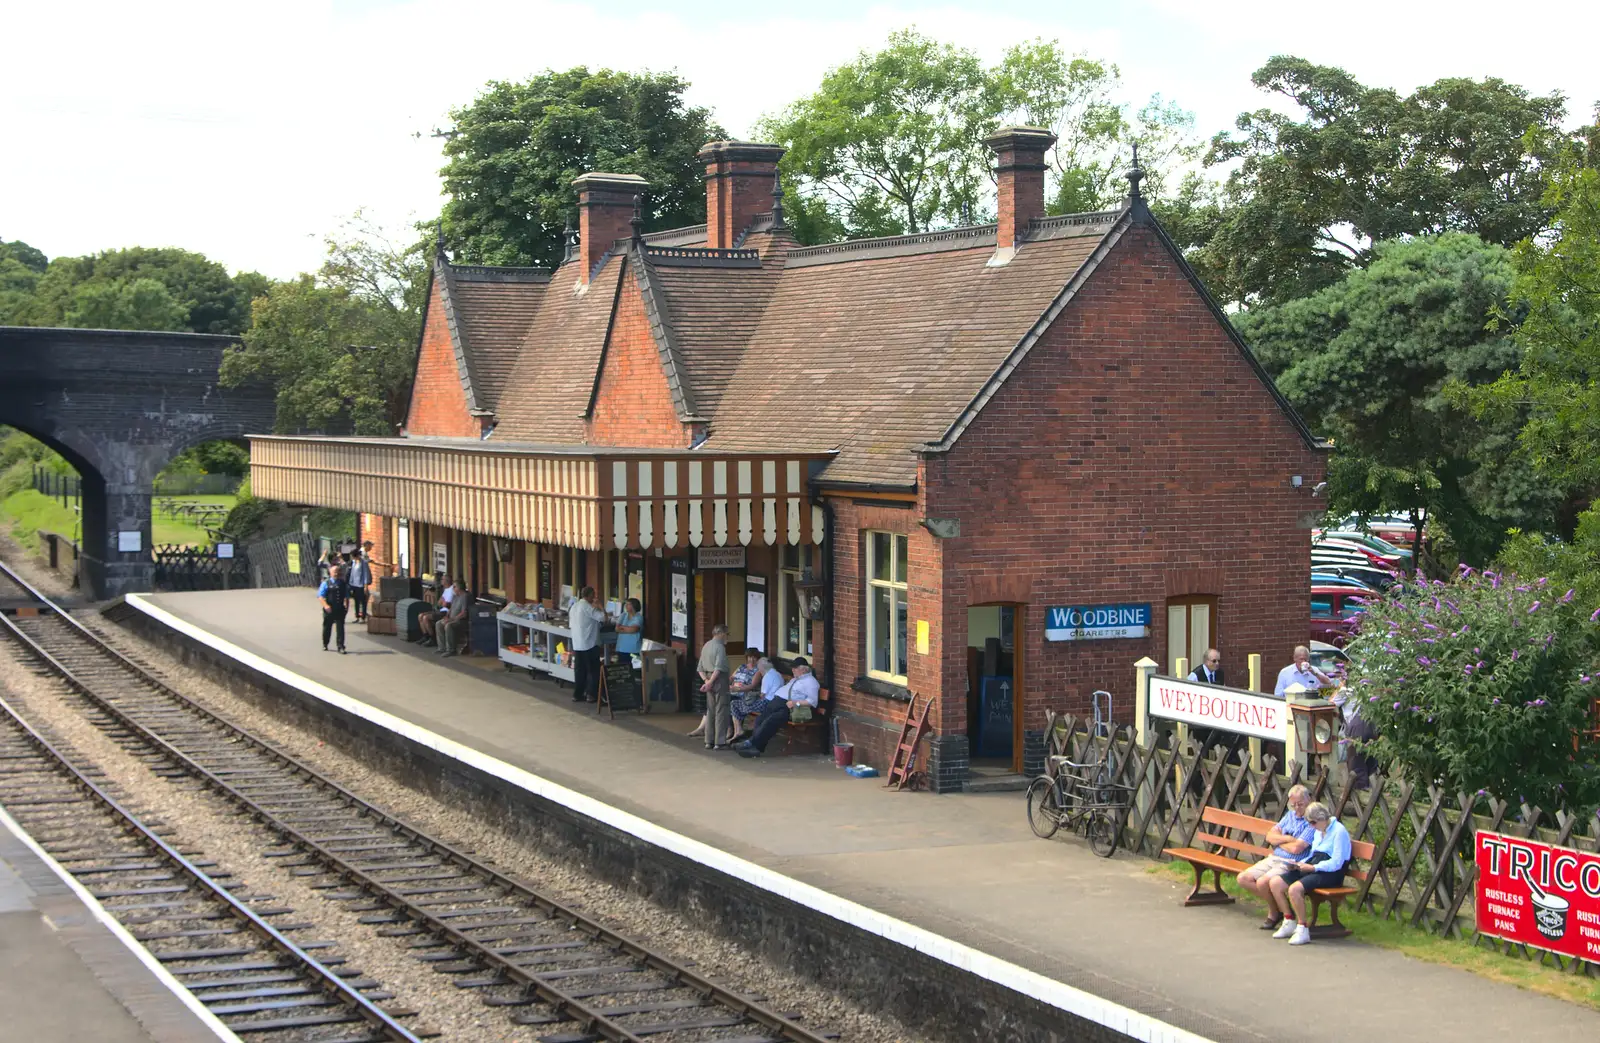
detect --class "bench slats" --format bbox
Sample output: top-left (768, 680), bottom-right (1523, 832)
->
top-left (1162, 847), bottom-right (1249, 874)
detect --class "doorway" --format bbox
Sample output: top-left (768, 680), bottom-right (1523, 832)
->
top-left (966, 602), bottom-right (1026, 774)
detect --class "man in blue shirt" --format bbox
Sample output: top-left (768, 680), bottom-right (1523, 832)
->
top-left (318, 564), bottom-right (350, 654)
top-left (1237, 784), bottom-right (1315, 930)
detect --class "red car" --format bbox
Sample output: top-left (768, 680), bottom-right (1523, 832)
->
top-left (1310, 585), bottom-right (1370, 647)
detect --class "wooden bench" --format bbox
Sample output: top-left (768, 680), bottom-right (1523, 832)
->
top-left (1165, 806), bottom-right (1376, 939)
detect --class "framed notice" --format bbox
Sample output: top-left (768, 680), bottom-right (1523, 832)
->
top-left (697, 546), bottom-right (746, 570)
top-left (1147, 675), bottom-right (1286, 742)
top-left (745, 576), bottom-right (766, 653)
top-left (1478, 831), bottom-right (1600, 962)
top-left (432, 541), bottom-right (448, 576)
top-left (117, 530), bottom-right (141, 553)
top-left (216, 543), bottom-right (234, 559)
top-left (670, 569), bottom-right (689, 640)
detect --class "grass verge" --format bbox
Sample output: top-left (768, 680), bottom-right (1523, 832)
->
top-left (2, 489), bottom-right (238, 550)
top-left (1146, 859), bottom-right (1600, 1010)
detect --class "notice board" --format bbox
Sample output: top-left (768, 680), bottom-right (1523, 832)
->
top-left (599, 658), bottom-right (643, 718)
top-left (641, 647), bottom-right (680, 712)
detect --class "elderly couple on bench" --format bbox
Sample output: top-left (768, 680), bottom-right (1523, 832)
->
top-left (1238, 784), bottom-right (1354, 946)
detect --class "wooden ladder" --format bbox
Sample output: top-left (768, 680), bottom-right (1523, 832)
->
top-left (885, 694), bottom-right (932, 791)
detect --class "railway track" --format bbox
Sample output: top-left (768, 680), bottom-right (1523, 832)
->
top-left (0, 562), bottom-right (836, 1043)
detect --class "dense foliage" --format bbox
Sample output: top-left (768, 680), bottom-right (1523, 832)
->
top-left (1347, 568), bottom-right (1600, 813)
top-left (439, 68), bottom-right (724, 269)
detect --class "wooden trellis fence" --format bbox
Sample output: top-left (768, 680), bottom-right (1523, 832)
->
top-left (150, 544), bottom-right (251, 592)
top-left (1046, 711), bottom-right (1600, 972)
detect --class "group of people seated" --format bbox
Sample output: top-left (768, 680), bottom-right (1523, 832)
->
top-left (415, 575), bottom-right (470, 656)
top-left (1236, 784), bottom-right (1353, 946)
top-left (688, 635), bottom-right (819, 757)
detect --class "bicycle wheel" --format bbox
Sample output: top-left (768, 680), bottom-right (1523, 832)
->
top-left (1088, 809), bottom-right (1119, 858)
top-left (1026, 777), bottom-right (1063, 839)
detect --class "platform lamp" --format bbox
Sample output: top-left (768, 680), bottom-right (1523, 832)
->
top-left (1287, 689), bottom-right (1340, 774)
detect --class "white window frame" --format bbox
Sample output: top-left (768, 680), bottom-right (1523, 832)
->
top-left (778, 544), bottom-right (814, 660)
top-left (865, 531), bottom-right (909, 684)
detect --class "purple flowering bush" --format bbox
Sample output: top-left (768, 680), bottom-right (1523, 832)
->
top-left (1346, 567), bottom-right (1600, 811)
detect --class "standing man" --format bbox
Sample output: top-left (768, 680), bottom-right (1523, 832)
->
top-left (697, 624), bottom-right (731, 749)
top-left (347, 548), bottom-right (372, 622)
top-left (737, 658), bottom-right (820, 758)
top-left (1187, 649), bottom-right (1224, 686)
top-left (318, 564), bottom-right (350, 654)
top-left (1275, 645), bottom-right (1333, 697)
top-left (568, 586), bottom-right (606, 703)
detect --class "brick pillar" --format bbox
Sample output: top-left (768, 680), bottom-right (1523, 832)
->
top-left (983, 126), bottom-right (1056, 251)
top-left (360, 513), bottom-right (392, 576)
top-left (698, 141), bottom-right (785, 249)
top-left (573, 172), bottom-right (648, 282)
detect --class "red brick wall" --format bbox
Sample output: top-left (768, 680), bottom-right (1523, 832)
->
top-left (921, 222), bottom-right (1323, 739)
top-left (406, 279), bottom-right (477, 438)
top-left (358, 513), bottom-right (394, 576)
top-left (586, 265), bottom-right (689, 448)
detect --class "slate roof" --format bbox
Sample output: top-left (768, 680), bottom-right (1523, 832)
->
top-left (432, 258), bottom-right (550, 416)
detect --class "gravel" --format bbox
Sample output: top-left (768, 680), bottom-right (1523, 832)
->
top-left (63, 613), bottom-right (923, 1042)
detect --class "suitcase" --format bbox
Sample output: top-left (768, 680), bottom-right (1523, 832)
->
top-left (395, 598), bottom-right (427, 641)
top-left (380, 576), bottom-right (422, 602)
top-left (371, 599), bottom-right (397, 619)
top-left (367, 615), bottom-right (396, 636)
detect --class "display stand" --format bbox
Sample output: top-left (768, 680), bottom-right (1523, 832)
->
top-left (496, 609), bottom-right (576, 685)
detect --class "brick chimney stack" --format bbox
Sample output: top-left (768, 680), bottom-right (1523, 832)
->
top-left (984, 126), bottom-right (1056, 252)
top-left (572, 172), bottom-right (648, 282)
top-left (698, 141), bottom-right (786, 249)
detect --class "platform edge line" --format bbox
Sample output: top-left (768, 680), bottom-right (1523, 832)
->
top-left (125, 592), bottom-right (1212, 1043)
top-left (0, 802), bottom-right (244, 1043)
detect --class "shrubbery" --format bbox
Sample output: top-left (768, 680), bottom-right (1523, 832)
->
top-left (1347, 567), bottom-right (1600, 813)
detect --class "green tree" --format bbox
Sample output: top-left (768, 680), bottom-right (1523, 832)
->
top-left (220, 215), bottom-right (426, 436)
top-left (1202, 57), bottom-right (1574, 305)
top-left (1237, 233), bottom-right (1562, 565)
top-left (64, 277), bottom-right (188, 331)
top-left (1472, 141), bottom-right (1600, 489)
top-left (0, 238), bottom-right (47, 324)
top-left (439, 68), bottom-right (724, 268)
top-left (761, 31), bottom-right (1200, 243)
top-left (26, 246), bottom-right (259, 333)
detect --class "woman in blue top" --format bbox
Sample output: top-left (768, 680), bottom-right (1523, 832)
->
top-left (1272, 802), bottom-right (1352, 946)
top-left (615, 598), bottom-right (643, 661)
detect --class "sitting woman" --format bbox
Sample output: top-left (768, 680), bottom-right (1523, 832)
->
top-left (727, 651), bottom-right (767, 741)
top-left (1268, 801), bottom-right (1352, 946)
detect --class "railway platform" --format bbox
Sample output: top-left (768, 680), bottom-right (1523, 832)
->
top-left (128, 588), bottom-right (1597, 1043)
top-left (0, 802), bottom-right (236, 1043)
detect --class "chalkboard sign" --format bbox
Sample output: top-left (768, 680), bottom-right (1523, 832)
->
top-left (538, 557), bottom-right (553, 600)
top-left (599, 659), bottom-right (643, 718)
top-left (976, 675), bottom-right (1014, 759)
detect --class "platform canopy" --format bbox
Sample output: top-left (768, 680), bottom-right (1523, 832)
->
top-left (249, 435), bottom-right (832, 551)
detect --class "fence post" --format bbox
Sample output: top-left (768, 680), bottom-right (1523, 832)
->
top-left (1173, 656), bottom-right (1190, 750)
top-left (1248, 653), bottom-right (1264, 772)
top-left (1134, 656), bottom-right (1158, 747)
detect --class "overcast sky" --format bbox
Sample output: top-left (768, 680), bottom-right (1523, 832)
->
top-left (5, 0), bottom-right (1598, 279)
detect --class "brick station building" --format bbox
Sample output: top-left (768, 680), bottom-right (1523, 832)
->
top-left (250, 129), bottom-right (1324, 791)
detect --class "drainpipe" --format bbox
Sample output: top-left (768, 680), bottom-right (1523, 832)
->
top-left (821, 499), bottom-right (836, 695)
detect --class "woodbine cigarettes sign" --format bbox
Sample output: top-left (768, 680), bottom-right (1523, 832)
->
top-left (1147, 676), bottom-right (1287, 742)
top-left (1477, 831), bottom-right (1600, 961)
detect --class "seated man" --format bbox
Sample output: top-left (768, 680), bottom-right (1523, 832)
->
top-left (437, 581), bottom-right (471, 657)
top-left (417, 574), bottom-right (453, 645)
top-left (736, 658), bottom-right (819, 758)
top-left (1237, 784), bottom-right (1315, 930)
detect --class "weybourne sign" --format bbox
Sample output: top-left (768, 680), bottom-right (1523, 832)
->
top-left (1477, 831), bottom-right (1600, 962)
top-left (1147, 676), bottom-right (1286, 742)
top-left (1045, 603), bottom-right (1150, 641)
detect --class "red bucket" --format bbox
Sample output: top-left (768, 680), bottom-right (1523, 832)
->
top-left (833, 743), bottom-right (854, 768)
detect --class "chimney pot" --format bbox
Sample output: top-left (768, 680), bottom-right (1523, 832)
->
top-left (697, 141), bottom-right (786, 249)
top-left (571, 172), bottom-right (649, 281)
top-left (984, 126), bottom-right (1056, 251)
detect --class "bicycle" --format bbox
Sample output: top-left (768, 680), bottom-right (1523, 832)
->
top-left (1025, 749), bottom-right (1130, 858)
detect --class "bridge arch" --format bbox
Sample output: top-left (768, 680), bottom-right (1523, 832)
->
top-left (0, 327), bottom-right (275, 597)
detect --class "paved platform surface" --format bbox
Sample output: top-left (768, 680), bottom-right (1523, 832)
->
top-left (0, 805), bottom-right (232, 1043)
top-left (145, 589), bottom-right (1598, 1042)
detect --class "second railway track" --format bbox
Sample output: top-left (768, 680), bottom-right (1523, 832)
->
top-left (0, 561), bottom-right (839, 1043)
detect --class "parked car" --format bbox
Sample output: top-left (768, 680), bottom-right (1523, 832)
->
top-left (1311, 585), bottom-right (1371, 647)
top-left (1331, 513), bottom-right (1417, 548)
top-left (1314, 563), bottom-right (1397, 590)
top-left (1308, 640), bottom-right (1351, 677)
top-left (1311, 573), bottom-right (1378, 591)
top-left (1315, 530), bottom-right (1412, 563)
top-left (1313, 536), bottom-right (1407, 568)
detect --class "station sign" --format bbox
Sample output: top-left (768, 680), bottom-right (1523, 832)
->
top-left (1045, 603), bottom-right (1150, 641)
top-left (1148, 676), bottom-right (1286, 741)
top-left (1477, 831), bottom-right (1600, 962)
top-left (696, 546), bottom-right (746, 570)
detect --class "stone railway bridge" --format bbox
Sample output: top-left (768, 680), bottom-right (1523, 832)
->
top-left (0, 327), bottom-right (275, 597)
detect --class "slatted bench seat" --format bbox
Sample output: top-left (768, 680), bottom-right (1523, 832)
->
top-left (1164, 806), bottom-right (1375, 938)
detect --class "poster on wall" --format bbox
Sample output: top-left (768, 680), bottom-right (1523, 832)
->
top-left (1477, 830), bottom-right (1600, 962)
top-left (432, 542), bottom-right (448, 576)
top-left (745, 577), bottom-right (766, 652)
top-left (670, 570), bottom-right (689, 640)
top-left (286, 543), bottom-right (302, 575)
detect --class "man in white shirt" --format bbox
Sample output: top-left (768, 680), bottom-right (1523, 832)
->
top-left (568, 586), bottom-right (607, 703)
top-left (737, 658), bottom-right (821, 757)
top-left (1275, 645), bottom-right (1333, 698)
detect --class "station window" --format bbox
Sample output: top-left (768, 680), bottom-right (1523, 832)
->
top-left (779, 544), bottom-right (814, 659)
top-left (866, 531), bottom-right (908, 683)
top-left (1166, 595), bottom-right (1216, 675)
top-left (601, 549), bottom-right (625, 607)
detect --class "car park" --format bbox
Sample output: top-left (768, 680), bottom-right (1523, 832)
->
top-left (1310, 585), bottom-right (1370, 646)
top-left (1311, 573), bottom-right (1378, 591)
top-left (1313, 563), bottom-right (1397, 590)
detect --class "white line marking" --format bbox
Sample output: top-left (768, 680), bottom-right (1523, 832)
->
top-left (127, 593), bottom-right (1212, 1043)
top-left (0, 803), bottom-right (243, 1043)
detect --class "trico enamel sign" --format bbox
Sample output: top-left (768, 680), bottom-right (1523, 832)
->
top-left (1476, 830), bottom-right (1600, 961)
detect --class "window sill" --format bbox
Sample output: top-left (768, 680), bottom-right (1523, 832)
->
top-left (851, 675), bottom-right (912, 702)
